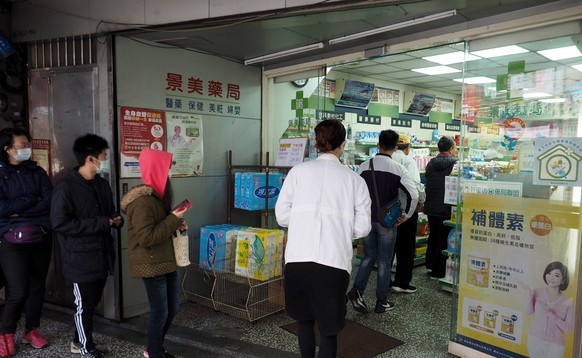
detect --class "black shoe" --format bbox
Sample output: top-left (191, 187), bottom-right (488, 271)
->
top-left (82, 348), bottom-right (106, 358)
top-left (391, 283), bottom-right (417, 293)
top-left (347, 287), bottom-right (368, 313)
top-left (374, 300), bottom-right (395, 313)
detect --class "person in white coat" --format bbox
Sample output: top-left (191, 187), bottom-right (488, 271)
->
top-left (275, 119), bottom-right (371, 358)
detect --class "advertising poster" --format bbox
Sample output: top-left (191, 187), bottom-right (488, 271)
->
top-left (120, 107), bottom-right (166, 178)
top-left (456, 194), bottom-right (579, 358)
top-left (275, 137), bottom-right (308, 167)
top-left (31, 139), bottom-right (51, 177)
top-left (533, 137), bottom-right (582, 186)
top-left (166, 112), bottom-right (204, 176)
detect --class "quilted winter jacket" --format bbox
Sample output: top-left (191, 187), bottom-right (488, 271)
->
top-left (120, 185), bottom-right (182, 278)
top-left (51, 169), bottom-right (122, 283)
top-left (0, 160), bottom-right (52, 236)
top-left (424, 154), bottom-right (457, 218)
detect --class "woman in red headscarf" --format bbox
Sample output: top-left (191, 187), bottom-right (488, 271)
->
top-left (121, 148), bottom-right (190, 358)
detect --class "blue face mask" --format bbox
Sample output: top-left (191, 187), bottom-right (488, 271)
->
top-left (95, 159), bottom-right (110, 174)
top-left (12, 148), bottom-right (32, 162)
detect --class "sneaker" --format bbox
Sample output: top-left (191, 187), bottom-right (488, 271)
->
top-left (347, 287), bottom-right (368, 314)
top-left (22, 328), bottom-right (48, 349)
top-left (374, 300), bottom-right (395, 313)
top-left (144, 349), bottom-right (175, 358)
top-left (1, 333), bottom-right (15, 355)
top-left (391, 284), bottom-right (417, 293)
top-left (71, 340), bottom-right (81, 354)
top-left (82, 348), bottom-right (106, 358)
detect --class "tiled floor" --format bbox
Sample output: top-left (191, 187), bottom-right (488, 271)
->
top-left (3, 255), bottom-right (458, 357)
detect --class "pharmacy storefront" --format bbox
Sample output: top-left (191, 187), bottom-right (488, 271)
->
top-left (264, 18), bottom-right (582, 358)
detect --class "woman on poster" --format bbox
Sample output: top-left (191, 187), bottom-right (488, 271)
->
top-left (518, 261), bottom-right (574, 358)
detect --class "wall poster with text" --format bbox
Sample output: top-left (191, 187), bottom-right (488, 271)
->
top-left (166, 112), bottom-right (203, 176)
top-left (456, 194), bottom-right (580, 358)
top-left (120, 106), bottom-right (166, 178)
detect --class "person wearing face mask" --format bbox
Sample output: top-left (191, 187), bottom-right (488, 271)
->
top-left (51, 134), bottom-right (123, 358)
top-left (275, 119), bottom-right (371, 358)
top-left (0, 128), bottom-right (53, 357)
top-left (121, 148), bottom-right (189, 358)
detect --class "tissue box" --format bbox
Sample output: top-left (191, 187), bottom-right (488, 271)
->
top-left (235, 228), bottom-right (284, 281)
top-left (234, 172), bottom-right (284, 211)
top-left (199, 224), bottom-right (247, 272)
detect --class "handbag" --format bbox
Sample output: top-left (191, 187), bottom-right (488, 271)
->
top-left (173, 229), bottom-right (191, 267)
top-left (3, 224), bottom-right (45, 245)
top-left (369, 158), bottom-right (402, 228)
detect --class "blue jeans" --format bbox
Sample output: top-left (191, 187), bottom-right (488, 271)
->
top-left (353, 222), bottom-right (396, 302)
top-left (142, 271), bottom-right (180, 358)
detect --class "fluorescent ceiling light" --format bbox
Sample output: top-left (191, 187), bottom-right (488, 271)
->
top-left (470, 45), bottom-right (529, 58)
top-left (328, 9), bottom-right (456, 45)
top-left (537, 46), bottom-right (582, 61)
top-left (422, 52), bottom-right (481, 65)
top-left (411, 66), bottom-right (461, 75)
top-left (244, 42), bottom-right (324, 65)
top-left (539, 98), bottom-right (565, 103)
top-left (453, 77), bottom-right (496, 84)
top-left (523, 92), bottom-right (552, 99)
top-left (572, 64), bottom-right (582, 72)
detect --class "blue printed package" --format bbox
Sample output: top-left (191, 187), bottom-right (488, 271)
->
top-left (447, 228), bottom-right (460, 253)
top-left (234, 172), bottom-right (242, 209)
top-left (234, 172), bottom-right (284, 211)
top-left (199, 224), bottom-right (248, 272)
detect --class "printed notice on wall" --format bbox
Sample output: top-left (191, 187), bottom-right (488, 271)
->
top-left (275, 138), bottom-right (308, 167)
top-left (31, 139), bottom-right (51, 177)
top-left (120, 107), bottom-right (166, 178)
top-left (456, 194), bottom-right (579, 358)
top-left (166, 112), bottom-right (203, 176)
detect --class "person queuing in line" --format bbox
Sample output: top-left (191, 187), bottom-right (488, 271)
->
top-left (0, 128), bottom-right (53, 356)
top-left (390, 134), bottom-right (426, 294)
top-left (51, 134), bottom-right (123, 358)
top-left (121, 148), bottom-right (189, 358)
top-left (275, 119), bottom-right (371, 358)
top-left (424, 136), bottom-right (457, 280)
top-left (347, 130), bottom-right (418, 314)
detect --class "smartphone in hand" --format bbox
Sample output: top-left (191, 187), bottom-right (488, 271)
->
top-left (172, 198), bottom-right (192, 212)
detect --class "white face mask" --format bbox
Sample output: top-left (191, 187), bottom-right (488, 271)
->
top-left (94, 158), bottom-right (110, 174)
top-left (12, 148), bottom-right (32, 162)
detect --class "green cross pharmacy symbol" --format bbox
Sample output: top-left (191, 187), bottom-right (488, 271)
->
top-left (291, 91), bottom-right (309, 118)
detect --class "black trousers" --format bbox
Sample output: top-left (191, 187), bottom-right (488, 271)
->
top-left (72, 278), bottom-right (107, 354)
top-left (393, 212), bottom-right (418, 287)
top-left (0, 236), bottom-right (52, 334)
top-left (426, 215), bottom-right (452, 278)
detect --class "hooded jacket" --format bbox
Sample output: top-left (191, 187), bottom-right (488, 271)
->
top-left (424, 153), bottom-right (457, 217)
top-left (121, 149), bottom-right (182, 278)
top-left (51, 169), bottom-right (122, 283)
top-left (0, 160), bottom-right (52, 236)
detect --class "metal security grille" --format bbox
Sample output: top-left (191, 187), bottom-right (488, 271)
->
top-left (28, 35), bottom-right (96, 69)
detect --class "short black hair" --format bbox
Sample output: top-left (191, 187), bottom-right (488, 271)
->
top-left (0, 128), bottom-right (31, 164)
top-left (438, 136), bottom-right (455, 152)
top-left (543, 261), bottom-right (569, 291)
top-left (378, 130), bottom-right (398, 151)
top-left (73, 134), bottom-right (110, 166)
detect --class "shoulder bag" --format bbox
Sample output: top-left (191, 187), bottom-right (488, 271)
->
top-left (369, 158), bottom-right (402, 228)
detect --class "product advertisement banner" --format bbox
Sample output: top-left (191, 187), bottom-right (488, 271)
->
top-left (456, 194), bottom-right (580, 358)
top-left (166, 112), bottom-right (204, 176)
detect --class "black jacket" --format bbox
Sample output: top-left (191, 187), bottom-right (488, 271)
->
top-left (0, 160), bottom-right (52, 236)
top-left (424, 154), bottom-right (457, 218)
top-left (51, 169), bottom-right (123, 283)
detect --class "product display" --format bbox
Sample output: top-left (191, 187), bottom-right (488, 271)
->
top-left (199, 224), bottom-right (248, 271)
top-left (235, 228), bottom-right (284, 281)
top-left (234, 172), bottom-right (284, 210)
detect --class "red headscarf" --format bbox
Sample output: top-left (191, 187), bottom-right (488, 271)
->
top-left (139, 148), bottom-right (172, 198)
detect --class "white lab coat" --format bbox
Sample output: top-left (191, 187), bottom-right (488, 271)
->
top-left (275, 153), bottom-right (371, 274)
